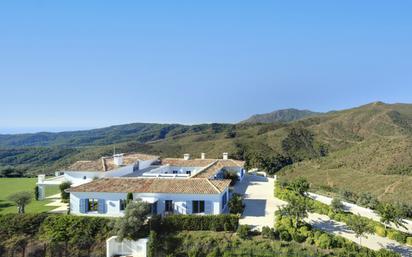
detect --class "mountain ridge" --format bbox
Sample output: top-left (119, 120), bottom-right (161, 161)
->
top-left (240, 108), bottom-right (322, 124)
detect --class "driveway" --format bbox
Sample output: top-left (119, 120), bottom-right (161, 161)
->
top-left (234, 175), bottom-right (411, 256)
top-left (308, 192), bottom-right (412, 234)
top-left (234, 174), bottom-right (280, 230)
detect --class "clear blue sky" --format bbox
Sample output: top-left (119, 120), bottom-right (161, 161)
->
top-left (1, 1), bottom-right (412, 133)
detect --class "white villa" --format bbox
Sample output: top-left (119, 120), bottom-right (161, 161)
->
top-left (39, 152), bottom-right (246, 217)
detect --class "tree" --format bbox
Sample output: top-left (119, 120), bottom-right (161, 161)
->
top-left (287, 177), bottom-right (310, 197)
top-left (59, 182), bottom-right (72, 203)
top-left (8, 191), bottom-right (32, 214)
top-left (127, 192), bottom-right (134, 203)
top-left (112, 200), bottom-right (150, 241)
top-left (279, 195), bottom-right (311, 228)
top-left (222, 169), bottom-right (239, 186)
top-left (228, 193), bottom-right (244, 214)
top-left (376, 203), bottom-right (407, 230)
top-left (147, 231), bottom-right (158, 257)
top-left (331, 197), bottom-right (344, 213)
top-left (34, 186), bottom-right (40, 201)
top-left (347, 214), bottom-right (373, 245)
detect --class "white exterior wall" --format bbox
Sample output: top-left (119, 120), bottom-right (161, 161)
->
top-left (106, 236), bottom-right (148, 257)
top-left (70, 189), bottom-right (229, 217)
top-left (138, 160), bottom-right (155, 170)
top-left (105, 165), bottom-right (134, 177)
top-left (64, 171), bottom-right (105, 185)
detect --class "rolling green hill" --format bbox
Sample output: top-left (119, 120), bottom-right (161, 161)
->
top-left (240, 108), bottom-right (322, 123)
top-left (1, 102), bottom-right (412, 204)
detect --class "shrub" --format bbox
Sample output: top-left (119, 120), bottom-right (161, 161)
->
top-left (406, 237), bottom-right (412, 246)
top-left (279, 231), bottom-right (291, 241)
top-left (298, 225), bottom-right (312, 237)
top-left (237, 225), bottom-right (250, 239)
top-left (305, 236), bottom-right (314, 245)
top-left (356, 192), bottom-right (378, 209)
top-left (59, 182), bottom-right (71, 203)
top-left (374, 225), bottom-right (387, 237)
top-left (147, 231), bottom-right (158, 257)
top-left (331, 197), bottom-right (344, 213)
top-left (228, 193), bottom-right (244, 214)
top-left (291, 231), bottom-right (306, 243)
top-left (162, 214), bottom-right (239, 232)
top-left (387, 230), bottom-right (406, 244)
top-left (261, 226), bottom-right (276, 239)
top-left (315, 233), bottom-right (332, 249)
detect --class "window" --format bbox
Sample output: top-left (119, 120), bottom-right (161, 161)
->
top-left (133, 162), bottom-right (139, 172)
top-left (192, 200), bottom-right (205, 213)
top-left (150, 202), bottom-right (158, 215)
top-left (172, 170), bottom-right (178, 174)
top-left (120, 199), bottom-right (127, 211)
top-left (165, 200), bottom-right (173, 212)
top-left (186, 170), bottom-right (191, 175)
top-left (221, 192), bottom-right (227, 209)
top-left (88, 199), bottom-right (99, 212)
top-left (83, 176), bottom-right (87, 180)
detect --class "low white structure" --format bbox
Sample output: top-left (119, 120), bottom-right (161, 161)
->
top-left (106, 236), bottom-right (148, 257)
top-left (68, 152), bottom-right (246, 217)
top-left (69, 178), bottom-right (230, 216)
top-left (36, 153), bottom-right (159, 200)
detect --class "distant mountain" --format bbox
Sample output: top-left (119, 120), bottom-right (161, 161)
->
top-left (2, 101), bottom-right (412, 204)
top-left (240, 108), bottom-right (322, 123)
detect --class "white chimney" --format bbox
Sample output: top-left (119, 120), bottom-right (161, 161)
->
top-left (113, 153), bottom-right (124, 166)
top-left (183, 153), bottom-right (190, 160)
top-left (223, 152), bottom-right (229, 160)
top-left (201, 153), bottom-right (206, 159)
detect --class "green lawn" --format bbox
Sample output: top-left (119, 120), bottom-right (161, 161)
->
top-left (0, 178), bottom-right (61, 214)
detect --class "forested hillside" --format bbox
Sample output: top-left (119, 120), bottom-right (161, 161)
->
top-left (1, 102), bottom-right (412, 203)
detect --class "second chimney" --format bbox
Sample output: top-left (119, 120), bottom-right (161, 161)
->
top-left (183, 153), bottom-right (190, 160)
top-left (201, 153), bottom-right (206, 159)
top-left (223, 152), bottom-right (229, 160)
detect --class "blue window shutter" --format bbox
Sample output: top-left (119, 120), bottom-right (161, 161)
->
top-left (186, 201), bottom-right (192, 214)
top-left (80, 199), bottom-right (87, 213)
top-left (98, 199), bottom-right (106, 213)
top-left (205, 201), bottom-right (213, 214)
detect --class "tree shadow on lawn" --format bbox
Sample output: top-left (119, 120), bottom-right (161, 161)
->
top-left (0, 200), bottom-right (13, 212)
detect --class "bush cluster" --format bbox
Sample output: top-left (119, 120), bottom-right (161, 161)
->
top-left (274, 215), bottom-right (400, 257)
top-left (275, 181), bottom-right (412, 245)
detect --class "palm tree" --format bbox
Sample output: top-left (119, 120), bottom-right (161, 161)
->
top-left (347, 214), bottom-right (373, 245)
top-left (375, 203), bottom-right (407, 229)
top-left (8, 191), bottom-right (32, 214)
top-left (280, 195), bottom-right (311, 228)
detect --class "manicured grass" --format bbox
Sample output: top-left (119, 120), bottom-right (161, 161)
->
top-left (0, 178), bottom-right (60, 214)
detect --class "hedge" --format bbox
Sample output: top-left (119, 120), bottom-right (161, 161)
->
top-left (161, 214), bottom-right (239, 232)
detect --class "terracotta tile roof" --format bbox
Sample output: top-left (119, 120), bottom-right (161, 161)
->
top-left (69, 177), bottom-right (231, 194)
top-left (67, 153), bottom-right (159, 172)
top-left (161, 158), bottom-right (215, 167)
top-left (193, 159), bottom-right (245, 178)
